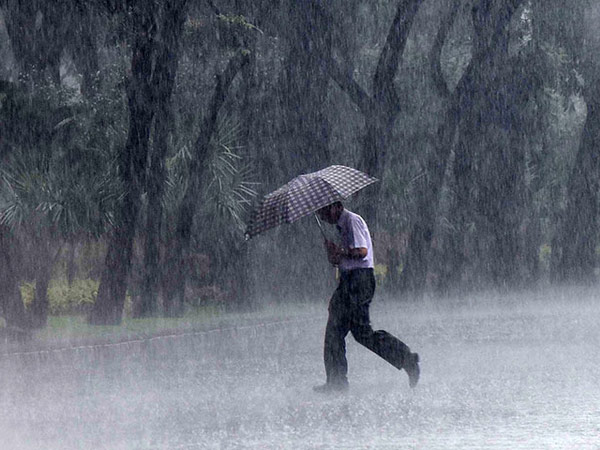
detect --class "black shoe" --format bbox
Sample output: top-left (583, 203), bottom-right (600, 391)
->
top-left (313, 381), bottom-right (349, 394)
top-left (405, 352), bottom-right (420, 388)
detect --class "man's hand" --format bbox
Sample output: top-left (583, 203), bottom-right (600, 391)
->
top-left (324, 240), bottom-right (368, 266)
top-left (324, 239), bottom-right (342, 266)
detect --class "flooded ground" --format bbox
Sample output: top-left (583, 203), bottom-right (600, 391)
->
top-left (1, 286), bottom-right (599, 449)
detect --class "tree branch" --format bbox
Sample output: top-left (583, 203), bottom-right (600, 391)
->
top-left (200, 50), bottom-right (251, 144)
top-left (205, 0), bottom-right (221, 16)
top-left (166, 49), bottom-right (251, 312)
top-left (177, 49), bottom-right (251, 237)
top-left (429, 0), bottom-right (460, 99)
top-left (373, 0), bottom-right (424, 107)
top-left (328, 58), bottom-right (374, 115)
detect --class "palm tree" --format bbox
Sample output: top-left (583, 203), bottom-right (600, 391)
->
top-left (0, 82), bottom-right (124, 328)
top-left (156, 114), bottom-right (257, 316)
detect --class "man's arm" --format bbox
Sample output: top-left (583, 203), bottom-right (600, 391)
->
top-left (324, 240), bottom-right (367, 266)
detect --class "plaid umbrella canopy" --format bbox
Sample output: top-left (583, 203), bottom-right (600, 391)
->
top-left (245, 165), bottom-right (378, 239)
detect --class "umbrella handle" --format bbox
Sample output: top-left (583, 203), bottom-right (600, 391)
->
top-left (314, 214), bottom-right (327, 240)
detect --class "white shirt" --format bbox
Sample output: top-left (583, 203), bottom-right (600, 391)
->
top-left (336, 209), bottom-right (374, 271)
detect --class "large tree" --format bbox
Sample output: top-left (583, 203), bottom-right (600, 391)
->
top-left (133, 0), bottom-right (188, 318)
top-left (161, 48), bottom-right (250, 316)
top-left (553, 1), bottom-right (600, 283)
top-left (0, 226), bottom-right (27, 329)
top-left (399, 0), bottom-right (527, 293)
top-left (555, 79), bottom-right (600, 282)
top-left (325, 0), bottom-right (425, 228)
top-left (448, 0), bottom-right (532, 289)
top-left (90, 1), bottom-right (188, 324)
top-left (281, 0), bottom-right (332, 173)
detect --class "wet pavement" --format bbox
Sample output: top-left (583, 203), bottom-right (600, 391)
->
top-left (1, 287), bottom-right (599, 449)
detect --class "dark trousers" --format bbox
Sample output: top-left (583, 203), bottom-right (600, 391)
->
top-left (324, 268), bottom-right (411, 385)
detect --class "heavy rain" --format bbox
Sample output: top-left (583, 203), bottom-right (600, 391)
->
top-left (1, 1), bottom-right (599, 449)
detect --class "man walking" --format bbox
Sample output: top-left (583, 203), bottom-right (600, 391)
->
top-left (314, 201), bottom-right (420, 393)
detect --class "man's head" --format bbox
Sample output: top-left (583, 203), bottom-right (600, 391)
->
top-left (317, 201), bottom-right (344, 224)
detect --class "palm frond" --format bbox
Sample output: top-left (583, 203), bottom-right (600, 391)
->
top-left (164, 113), bottom-right (258, 232)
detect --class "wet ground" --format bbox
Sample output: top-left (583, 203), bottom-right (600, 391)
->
top-left (1, 286), bottom-right (599, 449)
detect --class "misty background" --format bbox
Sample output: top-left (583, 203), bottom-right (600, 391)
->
top-left (1, 1), bottom-right (600, 448)
top-left (1, 0), bottom-right (600, 325)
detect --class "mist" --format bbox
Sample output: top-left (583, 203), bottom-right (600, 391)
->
top-left (1, 286), bottom-right (598, 449)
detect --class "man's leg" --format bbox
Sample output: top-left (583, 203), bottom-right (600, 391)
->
top-left (316, 285), bottom-right (351, 391)
top-left (351, 304), bottom-right (420, 387)
top-left (348, 270), bottom-right (420, 387)
top-left (350, 302), bottom-right (411, 369)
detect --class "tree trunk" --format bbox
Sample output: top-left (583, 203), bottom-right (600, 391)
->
top-left (400, 85), bottom-right (460, 293)
top-left (162, 51), bottom-right (250, 316)
top-left (29, 264), bottom-right (51, 329)
top-left (135, 0), bottom-right (187, 318)
top-left (359, 0), bottom-right (423, 228)
top-left (0, 228), bottom-right (28, 329)
top-left (282, 0), bottom-right (332, 173)
top-left (395, 0), bottom-right (458, 292)
top-left (400, 0), bottom-right (525, 293)
top-left (227, 34), bottom-right (258, 310)
top-left (224, 244), bottom-right (253, 311)
top-left (29, 239), bottom-right (62, 329)
top-left (323, 0), bottom-right (423, 228)
top-left (387, 244), bottom-right (403, 289)
top-left (358, 111), bottom-right (395, 229)
top-left (66, 241), bottom-right (77, 285)
top-left (3, 0), bottom-right (67, 85)
top-left (89, 6), bottom-right (157, 325)
top-left (445, 0), bottom-right (526, 290)
top-left (554, 80), bottom-right (600, 283)
top-left (70, 2), bottom-right (100, 97)
top-left (479, 124), bottom-right (526, 287)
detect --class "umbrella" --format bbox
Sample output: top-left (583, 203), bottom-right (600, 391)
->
top-left (245, 165), bottom-right (378, 239)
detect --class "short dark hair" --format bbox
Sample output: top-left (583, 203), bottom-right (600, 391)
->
top-left (318, 201), bottom-right (343, 215)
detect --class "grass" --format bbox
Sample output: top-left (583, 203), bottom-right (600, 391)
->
top-left (16, 300), bottom-right (324, 351)
top-left (30, 306), bottom-right (223, 345)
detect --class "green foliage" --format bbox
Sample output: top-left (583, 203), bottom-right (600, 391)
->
top-left (161, 112), bottom-right (257, 289)
top-left (34, 305), bottom-right (229, 345)
top-left (1, 0), bottom-right (597, 300)
top-left (20, 278), bottom-right (134, 316)
top-left (539, 244), bottom-right (552, 271)
top-left (0, 69), bottom-right (126, 238)
top-left (57, 241), bottom-right (107, 281)
top-left (19, 283), bottom-right (34, 309)
top-left (21, 279), bottom-right (99, 315)
top-left (374, 264), bottom-right (388, 285)
top-left (204, 123), bottom-right (258, 231)
top-left (164, 114), bottom-right (258, 233)
top-left (216, 14), bottom-right (263, 34)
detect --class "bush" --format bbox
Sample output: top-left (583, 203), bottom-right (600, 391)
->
top-left (20, 279), bottom-right (99, 315)
top-left (374, 264), bottom-right (388, 285)
top-left (539, 244), bottom-right (552, 271)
